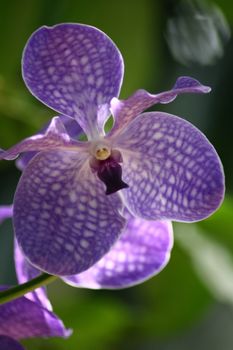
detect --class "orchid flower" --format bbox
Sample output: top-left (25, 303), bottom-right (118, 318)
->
top-left (0, 207), bottom-right (70, 349)
top-left (0, 24), bottom-right (224, 285)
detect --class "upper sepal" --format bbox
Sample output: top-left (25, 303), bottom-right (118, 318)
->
top-left (22, 23), bottom-right (124, 138)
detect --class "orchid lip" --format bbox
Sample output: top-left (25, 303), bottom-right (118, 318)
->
top-left (98, 157), bottom-right (129, 195)
top-left (89, 149), bottom-right (129, 195)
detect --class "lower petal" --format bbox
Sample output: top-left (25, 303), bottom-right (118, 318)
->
top-left (14, 239), bottom-right (52, 311)
top-left (0, 206), bottom-right (13, 224)
top-left (0, 336), bottom-right (24, 350)
top-left (0, 205), bottom-right (51, 310)
top-left (63, 215), bottom-right (173, 289)
top-left (0, 287), bottom-right (70, 339)
top-left (116, 112), bottom-right (224, 222)
top-left (14, 150), bottom-right (126, 276)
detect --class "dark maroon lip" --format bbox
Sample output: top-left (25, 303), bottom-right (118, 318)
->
top-left (89, 151), bottom-right (129, 195)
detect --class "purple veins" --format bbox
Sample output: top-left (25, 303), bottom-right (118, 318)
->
top-left (0, 23), bottom-right (224, 281)
top-left (64, 213), bottom-right (173, 289)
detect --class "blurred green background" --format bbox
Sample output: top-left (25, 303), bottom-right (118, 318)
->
top-left (0, 0), bottom-right (233, 349)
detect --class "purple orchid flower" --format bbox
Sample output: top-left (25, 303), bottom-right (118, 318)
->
top-left (0, 207), bottom-right (71, 349)
top-left (0, 24), bottom-right (224, 284)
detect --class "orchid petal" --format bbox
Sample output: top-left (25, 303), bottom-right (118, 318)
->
top-left (64, 216), bottom-right (173, 289)
top-left (109, 76), bottom-right (210, 136)
top-left (0, 205), bottom-right (13, 224)
top-left (116, 112), bottom-right (224, 222)
top-left (0, 336), bottom-right (24, 350)
top-left (16, 115), bottom-right (82, 171)
top-left (14, 150), bottom-right (126, 276)
top-left (0, 286), bottom-right (71, 339)
top-left (14, 240), bottom-right (52, 311)
top-left (0, 206), bottom-right (52, 310)
top-left (22, 23), bottom-right (124, 138)
top-left (59, 115), bottom-right (83, 139)
top-left (0, 117), bottom-right (84, 161)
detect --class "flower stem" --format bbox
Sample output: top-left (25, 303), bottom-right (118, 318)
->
top-left (0, 273), bottom-right (58, 305)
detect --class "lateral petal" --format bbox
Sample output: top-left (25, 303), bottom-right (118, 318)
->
top-left (116, 112), bottom-right (224, 222)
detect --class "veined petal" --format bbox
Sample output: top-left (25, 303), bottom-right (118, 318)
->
top-left (0, 205), bottom-right (52, 311)
top-left (22, 23), bottom-right (124, 139)
top-left (0, 205), bottom-right (13, 224)
top-left (0, 336), bottom-right (24, 350)
top-left (14, 240), bottom-right (52, 311)
top-left (116, 112), bottom-right (224, 222)
top-left (0, 117), bottom-right (85, 161)
top-left (59, 115), bottom-right (83, 139)
top-left (14, 150), bottom-right (126, 275)
top-left (16, 115), bottom-right (82, 171)
top-left (0, 287), bottom-right (71, 339)
top-left (109, 76), bottom-right (210, 137)
top-left (63, 216), bottom-right (173, 289)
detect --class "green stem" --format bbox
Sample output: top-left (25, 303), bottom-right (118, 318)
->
top-left (0, 273), bottom-right (58, 305)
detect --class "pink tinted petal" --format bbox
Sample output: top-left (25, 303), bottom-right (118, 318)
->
top-left (0, 287), bottom-right (71, 339)
top-left (109, 76), bottom-right (210, 137)
top-left (63, 216), bottom-right (173, 289)
top-left (14, 150), bottom-right (126, 276)
top-left (14, 240), bottom-right (52, 311)
top-left (116, 112), bottom-right (224, 222)
top-left (0, 336), bottom-right (24, 350)
top-left (22, 23), bottom-right (124, 138)
top-left (0, 205), bottom-right (13, 224)
top-left (0, 117), bottom-right (84, 161)
top-left (16, 115), bottom-right (82, 171)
